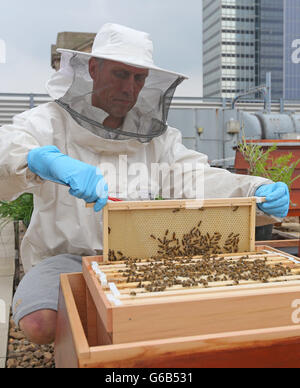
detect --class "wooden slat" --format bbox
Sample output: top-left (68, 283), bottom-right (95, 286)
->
top-left (86, 286), bottom-right (98, 346)
top-left (82, 257), bottom-right (113, 333)
top-left (249, 197), bottom-right (257, 252)
top-left (86, 197), bottom-right (255, 211)
top-left (96, 255), bottom-right (297, 271)
top-left (85, 325), bottom-right (300, 368)
top-left (256, 239), bottom-right (300, 248)
top-left (111, 286), bottom-right (300, 343)
top-left (102, 206), bottom-right (109, 261)
top-left (117, 279), bottom-right (300, 301)
top-left (95, 251), bottom-right (269, 268)
top-left (55, 274), bottom-right (90, 364)
top-left (114, 276), bottom-right (300, 304)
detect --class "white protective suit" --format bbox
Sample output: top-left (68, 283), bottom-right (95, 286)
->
top-left (0, 24), bottom-right (273, 272)
top-left (0, 100), bottom-right (273, 272)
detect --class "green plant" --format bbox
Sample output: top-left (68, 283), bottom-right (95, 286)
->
top-left (238, 137), bottom-right (300, 191)
top-left (0, 193), bottom-right (33, 228)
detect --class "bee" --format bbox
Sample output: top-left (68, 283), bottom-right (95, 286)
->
top-left (172, 208), bottom-right (180, 213)
top-left (130, 291), bottom-right (137, 296)
top-left (108, 227), bottom-right (111, 234)
top-left (150, 234), bottom-right (156, 240)
top-left (232, 206), bottom-right (239, 212)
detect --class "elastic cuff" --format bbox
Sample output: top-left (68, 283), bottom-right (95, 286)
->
top-left (249, 181), bottom-right (273, 197)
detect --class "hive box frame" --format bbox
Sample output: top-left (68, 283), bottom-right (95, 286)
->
top-left (54, 272), bottom-right (300, 368)
top-left (83, 198), bottom-right (299, 345)
top-left (99, 198), bottom-right (258, 261)
top-left (82, 246), bottom-right (300, 345)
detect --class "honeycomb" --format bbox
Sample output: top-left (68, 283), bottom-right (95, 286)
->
top-left (107, 204), bottom-right (252, 259)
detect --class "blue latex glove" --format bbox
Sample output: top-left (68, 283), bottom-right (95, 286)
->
top-left (28, 145), bottom-right (108, 212)
top-left (255, 182), bottom-right (290, 218)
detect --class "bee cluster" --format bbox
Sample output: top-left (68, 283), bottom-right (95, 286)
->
top-left (115, 256), bottom-right (291, 292)
top-left (105, 221), bottom-right (292, 293)
top-left (108, 221), bottom-right (240, 262)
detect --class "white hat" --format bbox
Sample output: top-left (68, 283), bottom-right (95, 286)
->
top-left (57, 23), bottom-right (188, 79)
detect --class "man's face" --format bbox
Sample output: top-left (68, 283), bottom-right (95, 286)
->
top-left (89, 58), bottom-right (149, 119)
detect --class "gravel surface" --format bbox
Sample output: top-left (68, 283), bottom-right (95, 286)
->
top-left (5, 246), bottom-right (55, 369)
top-left (6, 317), bottom-right (55, 368)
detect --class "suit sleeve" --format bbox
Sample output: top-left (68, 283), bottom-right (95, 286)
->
top-left (0, 108), bottom-right (53, 200)
top-left (156, 126), bottom-right (277, 226)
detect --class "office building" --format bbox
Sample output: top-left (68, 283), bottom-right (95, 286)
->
top-left (203, 0), bottom-right (258, 98)
top-left (284, 0), bottom-right (300, 100)
top-left (258, 0), bottom-right (284, 100)
top-left (203, 0), bottom-right (300, 100)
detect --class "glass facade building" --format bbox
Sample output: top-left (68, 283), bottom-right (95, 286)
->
top-left (203, 0), bottom-right (300, 100)
top-left (258, 0), bottom-right (284, 100)
top-left (203, 0), bottom-right (258, 98)
top-left (284, 0), bottom-right (300, 100)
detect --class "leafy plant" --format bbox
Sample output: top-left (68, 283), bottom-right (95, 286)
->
top-left (238, 137), bottom-right (300, 191)
top-left (0, 193), bottom-right (33, 228)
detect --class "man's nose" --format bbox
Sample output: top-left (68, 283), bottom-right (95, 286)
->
top-left (121, 76), bottom-right (135, 96)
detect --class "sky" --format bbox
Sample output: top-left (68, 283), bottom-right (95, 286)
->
top-left (0, 0), bottom-right (203, 96)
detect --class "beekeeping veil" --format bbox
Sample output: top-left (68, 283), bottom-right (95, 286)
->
top-left (46, 23), bottom-right (188, 143)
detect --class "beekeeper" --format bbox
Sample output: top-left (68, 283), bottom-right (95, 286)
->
top-left (0, 23), bottom-right (289, 345)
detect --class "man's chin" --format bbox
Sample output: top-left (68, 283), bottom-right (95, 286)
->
top-left (111, 108), bottom-right (132, 118)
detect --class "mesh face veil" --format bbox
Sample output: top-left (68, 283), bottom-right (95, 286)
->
top-left (54, 54), bottom-right (185, 143)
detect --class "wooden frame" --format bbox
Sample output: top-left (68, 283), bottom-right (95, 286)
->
top-left (88, 198), bottom-right (258, 260)
top-left (82, 246), bottom-right (300, 345)
top-left (55, 272), bottom-right (300, 368)
top-left (256, 240), bottom-right (299, 248)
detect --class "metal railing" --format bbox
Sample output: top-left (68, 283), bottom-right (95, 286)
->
top-left (0, 93), bottom-right (51, 126)
top-left (2, 93), bottom-right (300, 127)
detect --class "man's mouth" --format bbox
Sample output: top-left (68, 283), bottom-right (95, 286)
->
top-left (115, 99), bottom-right (133, 105)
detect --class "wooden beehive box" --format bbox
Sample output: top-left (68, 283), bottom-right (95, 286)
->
top-left (82, 198), bottom-right (300, 345)
top-left (55, 272), bottom-right (300, 368)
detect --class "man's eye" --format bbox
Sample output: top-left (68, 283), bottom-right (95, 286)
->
top-left (135, 75), bottom-right (147, 83)
top-left (114, 71), bottom-right (128, 79)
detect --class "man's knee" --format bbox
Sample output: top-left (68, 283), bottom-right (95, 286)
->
top-left (19, 309), bottom-right (57, 345)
